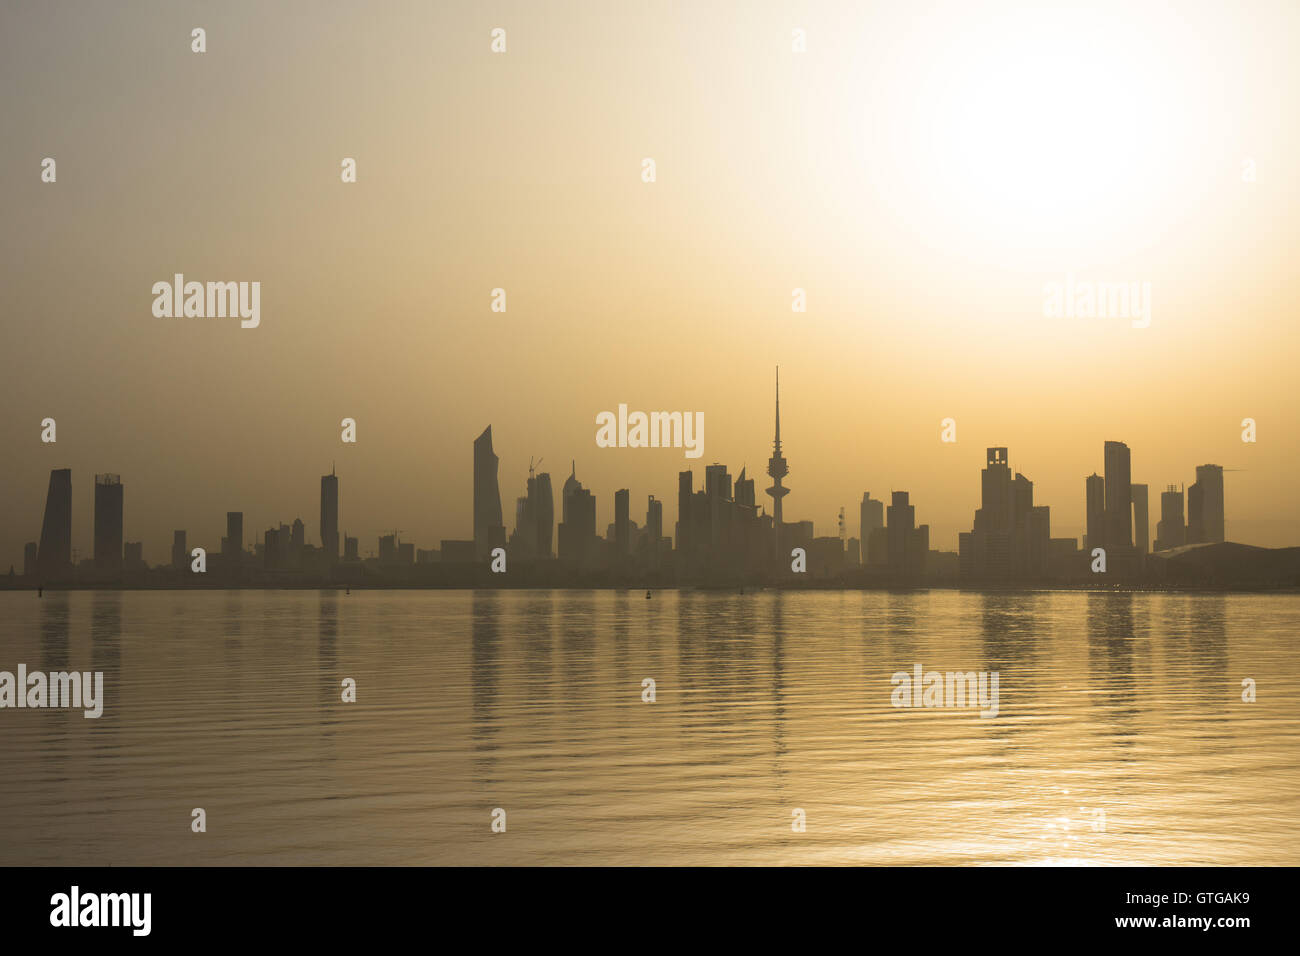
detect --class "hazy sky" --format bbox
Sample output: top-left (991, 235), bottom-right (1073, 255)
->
top-left (2, 0), bottom-right (1298, 568)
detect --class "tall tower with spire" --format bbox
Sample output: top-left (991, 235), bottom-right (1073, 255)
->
top-left (766, 367), bottom-right (790, 562)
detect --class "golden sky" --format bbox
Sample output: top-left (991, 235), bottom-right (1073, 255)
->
top-left (2, 0), bottom-right (1297, 566)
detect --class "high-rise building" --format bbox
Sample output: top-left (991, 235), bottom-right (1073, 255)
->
top-left (1085, 473), bottom-right (1106, 551)
top-left (225, 512), bottom-right (244, 565)
top-left (859, 493), bottom-right (884, 566)
top-left (1187, 464), bottom-right (1225, 544)
top-left (1155, 485), bottom-right (1185, 552)
top-left (887, 491), bottom-right (915, 574)
top-left (734, 469), bottom-right (755, 508)
top-left (558, 469), bottom-right (596, 566)
top-left (646, 495), bottom-right (663, 562)
top-left (705, 464), bottom-right (732, 500)
top-left (676, 470), bottom-right (694, 554)
top-left (93, 473), bottom-right (124, 571)
top-left (36, 468), bottom-right (72, 580)
top-left (473, 426), bottom-right (506, 560)
top-left (534, 472), bottom-right (554, 558)
top-left (1103, 441), bottom-right (1132, 550)
top-left (320, 468), bottom-right (339, 562)
top-left (172, 530), bottom-right (187, 569)
top-left (1131, 484), bottom-right (1149, 558)
top-left (957, 449), bottom-right (1049, 580)
top-left (615, 488), bottom-right (630, 555)
top-left (765, 367), bottom-right (789, 563)
top-left (511, 462), bottom-right (555, 560)
top-left (512, 493), bottom-right (537, 556)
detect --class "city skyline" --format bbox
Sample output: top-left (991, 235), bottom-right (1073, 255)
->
top-left (3, 2), bottom-right (1298, 572)
top-left (8, 369), bottom-right (1269, 587)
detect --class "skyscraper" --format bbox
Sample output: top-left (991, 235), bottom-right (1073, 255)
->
top-left (1187, 464), bottom-right (1225, 544)
top-left (473, 426), bottom-right (506, 560)
top-left (534, 471), bottom-right (554, 558)
top-left (646, 494), bottom-right (663, 562)
top-left (734, 468), bottom-right (755, 508)
top-left (172, 530), bottom-right (188, 569)
top-left (558, 466), bottom-right (596, 566)
top-left (93, 473), bottom-right (124, 571)
top-left (1155, 485), bottom-right (1185, 552)
top-left (615, 488), bottom-right (630, 555)
top-left (36, 468), bottom-right (72, 580)
top-left (676, 470), bottom-right (693, 554)
top-left (225, 512), bottom-right (244, 565)
top-left (320, 468), bottom-right (339, 563)
top-left (860, 492), bottom-right (885, 566)
top-left (511, 461), bottom-right (555, 559)
top-left (1085, 473), bottom-right (1106, 551)
top-left (765, 367), bottom-right (789, 562)
top-left (887, 491), bottom-right (915, 574)
top-left (1103, 440), bottom-right (1132, 550)
top-left (1131, 484), bottom-right (1149, 559)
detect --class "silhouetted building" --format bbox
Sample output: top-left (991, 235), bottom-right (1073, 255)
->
top-left (264, 527), bottom-right (283, 569)
top-left (36, 468), bottom-right (72, 580)
top-left (172, 530), bottom-right (187, 569)
top-left (860, 492), bottom-right (884, 566)
top-left (320, 468), bottom-right (339, 563)
top-left (676, 470), bottom-right (694, 555)
top-left (765, 368), bottom-right (789, 562)
top-left (93, 473), bottom-right (124, 571)
top-left (1187, 464), bottom-right (1225, 544)
top-left (615, 488), bottom-right (630, 555)
top-left (1155, 485), bottom-right (1185, 552)
top-left (344, 535), bottom-right (359, 561)
top-left (1085, 473), bottom-right (1106, 552)
top-left (290, 518), bottom-right (305, 566)
top-left (958, 448), bottom-right (1049, 581)
top-left (1131, 483), bottom-right (1149, 560)
top-left (534, 472), bottom-right (554, 558)
top-left (124, 541), bottom-right (143, 568)
top-left (224, 512), bottom-right (244, 566)
top-left (473, 426), bottom-right (506, 560)
top-left (883, 489), bottom-right (925, 580)
top-left (558, 470), bottom-right (597, 566)
top-left (645, 495), bottom-right (664, 564)
top-left (509, 460), bottom-right (554, 560)
top-left (1104, 441), bottom-right (1132, 550)
top-left (511, 493), bottom-right (536, 556)
top-left (734, 470), bottom-right (755, 508)
top-left (962, 448), bottom-right (1012, 579)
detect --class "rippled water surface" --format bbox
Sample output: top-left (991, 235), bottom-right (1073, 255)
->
top-left (1, 589), bottom-right (1297, 865)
